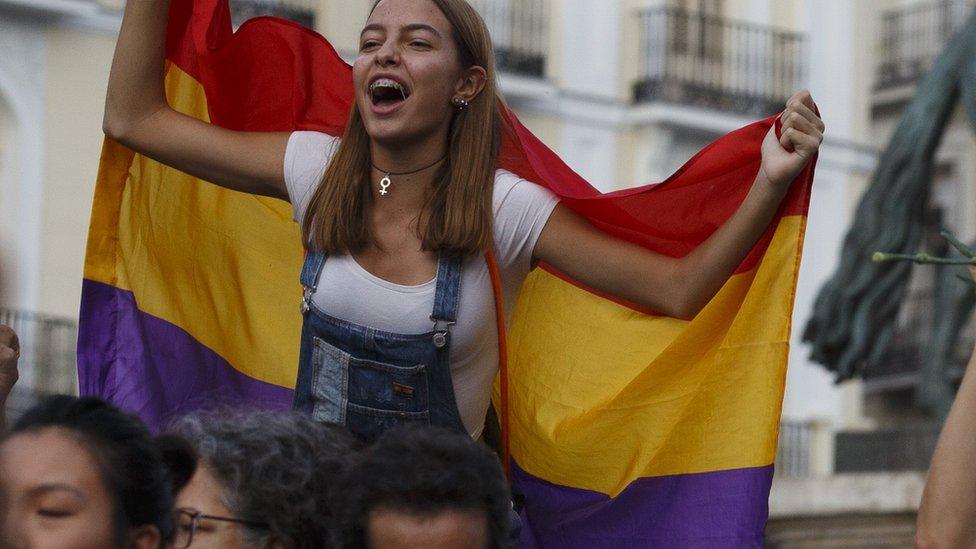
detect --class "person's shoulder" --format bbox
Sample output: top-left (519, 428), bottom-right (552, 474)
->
top-left (289, 131), bottom-right (340, 157)
top-left (492, 168), bottom-right (557, 207)
top-left (492, 168), bottom-right (530, 201)
top-left (284, 131), bottom-right (341, 221)
top-left (285, 131), bottom-right (340, 182)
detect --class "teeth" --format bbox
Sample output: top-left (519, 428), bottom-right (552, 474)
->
top-left (370, 78), bottom-right (407, 100)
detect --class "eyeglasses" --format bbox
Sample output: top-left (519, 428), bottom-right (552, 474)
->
top-left (173, 507), bottom-right (270, 548)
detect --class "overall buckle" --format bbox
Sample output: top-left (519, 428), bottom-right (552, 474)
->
top-left (431, 317), bottom-right (456, 348)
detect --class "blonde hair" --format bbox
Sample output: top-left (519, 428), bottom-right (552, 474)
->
top-left (301, 0), bottom-right (502, 256)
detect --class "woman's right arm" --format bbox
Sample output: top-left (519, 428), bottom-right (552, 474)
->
top-left (103, 0), bottom-right (290, 200)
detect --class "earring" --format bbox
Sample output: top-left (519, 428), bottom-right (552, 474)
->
top-left (452, 96), bottom-right (469, 110)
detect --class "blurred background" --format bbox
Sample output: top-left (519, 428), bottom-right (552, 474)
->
top-left (0, 0), bottom-right (974, 545)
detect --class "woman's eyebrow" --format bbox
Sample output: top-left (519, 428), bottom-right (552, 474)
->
top-left (401, 23), bottom-right (441, 37)
top-left (360, 23), bottom-right (384, 37)
top-left (360, 23), bottom-right (442, 38)
top-left (27, 483), bottom-right (85, 499)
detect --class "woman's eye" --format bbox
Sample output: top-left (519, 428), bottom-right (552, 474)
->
top-left (37, 509), bottom-right (72, 518)
top-left (195, 524), bottom-right (217, 534)
top-left (410, 41), bottom-right (431, 49)
top-left (360, 41), bottom-right (380, 51)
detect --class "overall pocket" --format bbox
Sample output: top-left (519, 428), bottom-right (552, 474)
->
top-left (310, 337), bottom-right (430, 440)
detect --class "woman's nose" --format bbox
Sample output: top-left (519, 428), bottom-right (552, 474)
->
top-left (374, 41), bottom-right (399, 67)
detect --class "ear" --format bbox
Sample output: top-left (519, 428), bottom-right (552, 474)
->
top-left (130, 525), bottom-right (162, 549)
top-left (454, 65), bottom-right (488, 103)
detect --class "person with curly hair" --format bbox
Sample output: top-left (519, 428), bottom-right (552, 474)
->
top-left (334, 425), bottom-right (511, 549)
top-left (167, 411), bottom-right (357, 548)
top-left (0, 395), bottom-right (186, 549)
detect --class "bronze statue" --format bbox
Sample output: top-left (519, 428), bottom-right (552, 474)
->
top-left (803, 9), bottom-right (976, 417)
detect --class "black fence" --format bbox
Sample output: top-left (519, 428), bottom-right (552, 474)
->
top-left (835, 426), bottom-right (941, 473)
top-left (230, 0), bottom-right (316, 29)
top-left (634, 7), bottom-right (804, 116)
top-left (876, 0), bottom-right (974, 90)
top-left (469, 0), bottom-right (548, 77)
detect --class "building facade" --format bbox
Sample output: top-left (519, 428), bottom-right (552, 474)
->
top-left (2, 0), bottom-right (973, 544)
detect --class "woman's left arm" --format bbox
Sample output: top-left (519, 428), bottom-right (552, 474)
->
top-left (533, 90), bottom-right (824, 320)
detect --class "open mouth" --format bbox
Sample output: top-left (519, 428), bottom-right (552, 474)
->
top-left (369, 78), bottom-right (410, 108)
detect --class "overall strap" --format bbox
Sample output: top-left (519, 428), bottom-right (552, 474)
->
top-left (430, 255), bottom-right (463, 326)
top-left (300, 250), bottom-right (328, 314)
top-left (300, 250), bottom-right (328, 289)
top-left (485, 248), bottom-right (511, 482)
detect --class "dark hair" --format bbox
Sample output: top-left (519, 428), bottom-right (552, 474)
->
top-left (169, 411), bottom-right (359, 549)
top-left (155, 433), bottom-right (198, 493)
top-left (334, 426), bottom-right (511, 549)
top-left (6, 395), bottom-right (181, 547)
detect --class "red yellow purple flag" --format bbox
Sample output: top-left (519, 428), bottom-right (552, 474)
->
top-left (79, 1), bottom-right (814, 546)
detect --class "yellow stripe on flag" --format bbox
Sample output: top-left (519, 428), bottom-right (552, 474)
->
top-left (85, 64), bottom-right (305, 388)
top-left (504, 215), bottom-right (804, 496)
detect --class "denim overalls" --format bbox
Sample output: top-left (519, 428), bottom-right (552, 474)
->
top-left (292, 250), bottom-right (469, 441)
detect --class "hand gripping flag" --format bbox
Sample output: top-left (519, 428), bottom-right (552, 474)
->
top-left (79, 1), bottom-right (815, 546)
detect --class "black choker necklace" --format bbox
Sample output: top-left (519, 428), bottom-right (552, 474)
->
top-left (371, 155), bottom-right (447, 196)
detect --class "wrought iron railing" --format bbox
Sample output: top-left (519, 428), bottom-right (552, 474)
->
top-left (634, 7), bottom-right (804, 116)
top-left (230, 0), bottom-right (316, 29)
top-left (468, 0), bottom-right (549, 78)
top-left (0, 309), bottom-right (77, 396)
top-left (876, 0), bottom-right (975, 91)
top-left (776, 420), bottom-right (812, 478)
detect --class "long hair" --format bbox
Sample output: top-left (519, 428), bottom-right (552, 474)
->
top-left (301, 0), bottom-right (502, 256)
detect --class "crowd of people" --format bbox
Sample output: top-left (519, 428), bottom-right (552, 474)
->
top-left (0, 325), bottom-right (511, 549)
top-left (4, 317), bottom-right (976, 547)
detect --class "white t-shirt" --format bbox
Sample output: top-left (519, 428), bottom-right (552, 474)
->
top-left (284, 131), bottom-right (559, 438)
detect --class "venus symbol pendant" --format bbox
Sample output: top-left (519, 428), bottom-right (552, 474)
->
top-left (379, 175), bottom-right (392, 196)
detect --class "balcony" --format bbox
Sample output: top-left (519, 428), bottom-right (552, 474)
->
top-left (230, 0), bottom-right (317, 30)
top-left (634, 7), bottom-right (804, 117)
top-left (468, 0), bottom-right (549, 78)
top-left (875, 0), bottom-right (974, 92)
top-left (0, 309), bottom-right (77, 398)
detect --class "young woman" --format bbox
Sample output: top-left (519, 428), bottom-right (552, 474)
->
top-left (0, 396), bottom-right (184, 549)
top-left (103, 0), bottom-right (824, 441)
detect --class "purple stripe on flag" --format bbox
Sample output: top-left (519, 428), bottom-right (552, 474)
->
top-left (515, 461), bottom-right (772, 549)
top-left (78, 279), bottom-right (294, 430)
